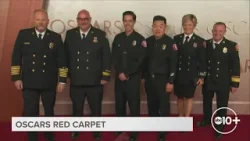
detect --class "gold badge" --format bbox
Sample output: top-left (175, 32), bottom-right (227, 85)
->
top-left (223, 47), bottom-right (227, 53)
top-left (132, 40), bottom-right (137, 46)
top-left (49, 42), bottom-right (54, 49)
top-left (162, 44), bottom-right (166, 50)
top-left (93, 37), bottom-right (98, 43)
top-left (193, 42), bottom-right (197, 48)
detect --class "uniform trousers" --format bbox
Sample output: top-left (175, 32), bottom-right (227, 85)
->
top-left (145, 74), bottom-right (170, 136)
top-left (115, 74), bottom-right (140, 137)
top-left (22, 88), bottom-right (56, 141)
top-left (202, 85), bottom-right (230, 132)
top-left (70, 84), bottom-right (103, 117)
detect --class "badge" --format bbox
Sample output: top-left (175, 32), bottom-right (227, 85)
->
top-left (49, 42), bottom-right (54, 49)
top-left (170, 73), bottom-right (174, 76)
top-left (235, 44), bottom-right (239, 51)
top-left (172, 44), bottom-right (178, 50)
top-left (162, 44), bottom-right (166, 50)
top-left (223, 47), bottom-right (227, 53)
top-left (24, 42), bottom-right (30, 45)
top-left (193, 42), bottom-right (197, 48)
top-left (93, 37), bottom-right (98, 43)
top-left (132, 40), bottom-right (137, 46)
top-left (141, 40), bottom-right (147, 47)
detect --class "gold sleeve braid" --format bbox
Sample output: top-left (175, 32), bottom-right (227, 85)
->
top-left (11, 66), bottom-right (21, 75)
top-left (231, 76), bottom-right (240, 83)
top-left (102, 70), bottom-right (111, 76)
top-left (59, 67), bottom-right (68, 78)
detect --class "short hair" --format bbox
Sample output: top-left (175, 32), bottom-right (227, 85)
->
top-left (213, 22), bottom-right (227, 29)
top-left (182, 14), bottom-right (197, 27)
top-left (123, 11), bottom-right (136, 21)
top-left (153, 15), bottom-right (166, 24)
top-left (33, 9), bottom-right (48, 17)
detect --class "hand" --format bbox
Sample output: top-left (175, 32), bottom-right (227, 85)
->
top-left (141, 79), bottom-right (145, 84)
top-left (101, 80), bottom-right (108, 85)
top-left (57, 83), bottom-right (65, 93)
top-left (165, 83), bottom-right (173, 93)
top-left (14, 80), bottom-right (23, 90)
top-left (119, 73), bottom-right (128, 81)
top-left (196, 78), bottom-right (204, 85)
top-left (231, 87), bottom-right (238, 93)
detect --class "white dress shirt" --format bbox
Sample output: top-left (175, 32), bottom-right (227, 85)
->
top-left (212, 39), bottom-right (223, 49)
top-left (80, 27), bottom-right (91, 39)
top-left (183, 33), bottom-right (193, 43)
top-left (35, 29), bottom-right (46, 39)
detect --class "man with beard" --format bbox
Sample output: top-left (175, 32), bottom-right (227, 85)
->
top-left (64, 9), bottom-right (111, 140)
top-left (112, 11), bottom-right (147, 141)
top-left (11, 9), bottom-right (67, 141)
top-left (197, 22), bottom-right (240, 139)
top-left (142, 15), bottom-right (178, 141)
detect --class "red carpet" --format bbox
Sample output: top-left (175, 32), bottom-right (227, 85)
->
top-left (2, 115), bottom-right (249, 141)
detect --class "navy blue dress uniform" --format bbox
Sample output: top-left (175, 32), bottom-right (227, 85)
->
top-left (11, 28), bottom-right (67, 141)
top-left (142, 34), bottom-right (178, 139)
top-left (173, 33), bottom-right (207, 98)
top-left (64, 26), bottom-right (111, 139)
top-left (112, 31), bottom-right (147, 139)
top-left (198, 38), bottom-right (240, 137)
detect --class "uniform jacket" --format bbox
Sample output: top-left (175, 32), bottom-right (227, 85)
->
top-left (11, 28), bottom-right (68, 89)
top-left (204, 37), bottom-right (240, 90)
top-left (65, 26), bottom-right (112, 86)
top-left (174, 33), bottom-right (207, 85)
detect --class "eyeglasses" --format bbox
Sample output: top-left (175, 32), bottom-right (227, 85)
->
top-left (77, 17), bottom-right (90, 21)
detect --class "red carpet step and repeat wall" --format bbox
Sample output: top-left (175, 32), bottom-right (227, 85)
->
top-left (0, 0), bottom-right (249, 121)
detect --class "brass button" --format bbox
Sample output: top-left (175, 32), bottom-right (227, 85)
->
top-left (217, 62), bottom-right (220, 64)
top-left (32, 69), bottom-right (35, 72)
top-left (33, 54), bottom-right (36, 57)
top-left (86, 51), bottom-right (89, 54)
top-left (188, 62), bottom-right (190, 65)
top-left (188, 56), bottom-right (191, 59)
top-left (86, 59), bottom-right (89, 62)
top-left (43, 62), bottom-right (46, 65)
top-left (217, 68), bottom-right (219, 70)
top-left (42, 70), bottom-right (45, 72)
top-left (77, 59), bottom-right (79, 62)
top-left (216, 74), bottom-right (219, 77)
top-left (187, 69), bottom-right (189, 71)
top-left (179, 68), bottom-right (181, 70)
top-left (32, 62), bottom-right (35, 64)
top-left (44, 55), bottom-right (46, 58)
top-left (86, 67), bottom-right (89, 70)
top-left (208, 60), bottom-right (210, 63)
top-left (77, 51), bottom-right (80, 54)
top-left (77, 66), bottom-right (79, 69)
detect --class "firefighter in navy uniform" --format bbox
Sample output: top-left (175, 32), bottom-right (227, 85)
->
top-left (197, 22), bottom-right (240, 139)
top-left (10, 9), bottom-right (67, 141)
top-left (173, 14), bottom-right (207, 118)
top-left (142, 16), bottom-right (178, 141)
top-left (112, 11), bottom-right (147, 141)
top-left (64, 10), bottom-right (111, 141)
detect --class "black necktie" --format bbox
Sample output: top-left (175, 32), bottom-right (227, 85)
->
top-left (82, 33), bottom-right (86, 40)
top-left (214, 43), bottom-right (219, 49)
top-left (38, 34), bottom-right (42, 40)
top-left (184, 36), bottom-right (189, 44)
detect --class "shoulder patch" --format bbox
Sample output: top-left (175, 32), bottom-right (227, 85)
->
top-left (141, 40), bottom-right (147, 47)
top-left (172, 44), bottom-right (178, 50)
